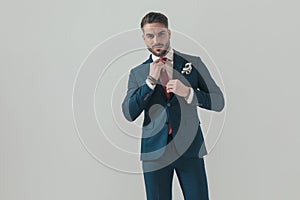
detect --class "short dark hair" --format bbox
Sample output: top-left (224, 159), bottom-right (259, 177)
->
top-left (140, 12), bottom-right (168, 29)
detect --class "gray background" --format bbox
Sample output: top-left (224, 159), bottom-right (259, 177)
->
top-left (1, 0), bottom-right (299, 199)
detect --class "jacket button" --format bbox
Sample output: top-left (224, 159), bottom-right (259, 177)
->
top-left (167, 103), bottom-right (171, 107)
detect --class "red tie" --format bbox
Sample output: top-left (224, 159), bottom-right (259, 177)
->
top-left (160, 69), bottom-right (170, 99)
top-left (159, 57), bottom-right (172, 135)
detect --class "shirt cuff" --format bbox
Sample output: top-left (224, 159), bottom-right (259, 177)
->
top-left (145, 79), bottom-right (156, 90)
top-left (185, 87), bottom-right (194, 104)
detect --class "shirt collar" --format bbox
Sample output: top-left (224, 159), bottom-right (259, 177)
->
top-left (151, 48), bottom-right (173, 62)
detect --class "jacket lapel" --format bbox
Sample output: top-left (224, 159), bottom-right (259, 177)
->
top-left (173, 50), bottom-right (188, 79)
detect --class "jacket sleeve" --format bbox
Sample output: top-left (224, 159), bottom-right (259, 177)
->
top-left (192, 57), bottom-right (225, 112)
top-left (122, 69), bottom-right (155, 121)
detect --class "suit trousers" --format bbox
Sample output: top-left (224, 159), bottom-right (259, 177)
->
top-left (142, 135), bottom-right (209, 200)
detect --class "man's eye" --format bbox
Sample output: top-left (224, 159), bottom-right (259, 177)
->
top-left (158, 32), bottom-right (165, 37)
top-left (147, 34), bottom-right (154, 39)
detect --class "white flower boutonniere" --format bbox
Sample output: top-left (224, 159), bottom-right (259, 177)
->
top-left (181, 62), bottom-right (193, 75)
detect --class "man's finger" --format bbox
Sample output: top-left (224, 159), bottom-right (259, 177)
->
top-left (166, 80), bottom-right (176, 86)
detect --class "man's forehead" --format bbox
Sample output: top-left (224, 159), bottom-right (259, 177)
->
top-left (143, 23), bottom-right (168, 33)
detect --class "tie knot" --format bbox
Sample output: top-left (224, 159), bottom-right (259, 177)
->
top-left (159, 57), bottom-right (167, 63)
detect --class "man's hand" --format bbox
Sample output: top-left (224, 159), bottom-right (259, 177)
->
top-left (166, 79), bottom-right (190, 98)
top-left (149, 59), bottom-right (166, 80)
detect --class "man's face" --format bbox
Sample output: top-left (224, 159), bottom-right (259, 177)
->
top-left (142, 23), bottom-right (171, 57)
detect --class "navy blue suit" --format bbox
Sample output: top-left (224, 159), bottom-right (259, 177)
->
top-left (122, 50), bottom-right (224, 199)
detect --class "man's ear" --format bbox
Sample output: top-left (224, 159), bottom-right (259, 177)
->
top-left (168, 29), bottom-right (171, 39)
top-left (141, 28), bottom-right (146, 40)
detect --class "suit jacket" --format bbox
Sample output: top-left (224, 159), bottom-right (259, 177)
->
top-left (122, 49), bottom-right (224, 160)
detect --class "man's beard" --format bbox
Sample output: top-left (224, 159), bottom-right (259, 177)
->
top-left (148, 41), bottom-right (170, 57)
top-left (148, 48), bottom-right (168, 57)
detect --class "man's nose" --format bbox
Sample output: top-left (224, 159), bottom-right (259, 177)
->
top-left (153, 35), bottom-right (162, 45)
top-left (152, 36), bottom-right (158, 44)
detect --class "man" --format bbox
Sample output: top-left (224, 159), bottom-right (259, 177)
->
top-left (122, 12), bottom-right (224, 200)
